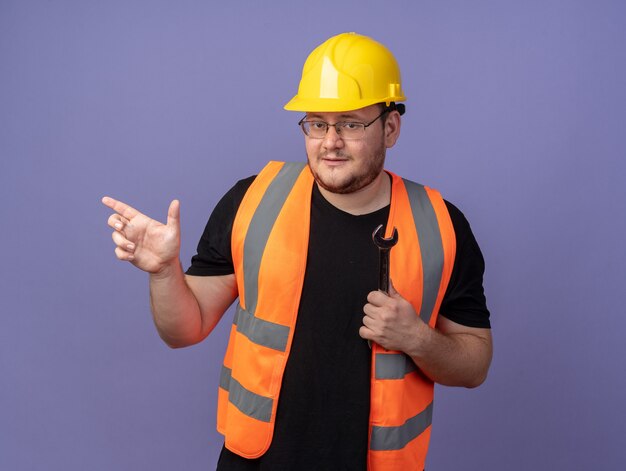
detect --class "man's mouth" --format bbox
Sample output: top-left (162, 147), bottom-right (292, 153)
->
top-left (321, 152), bottom-right (349, 162)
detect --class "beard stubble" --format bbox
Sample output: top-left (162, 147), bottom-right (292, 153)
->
top-left (308, 146), bottom-right (386, 195)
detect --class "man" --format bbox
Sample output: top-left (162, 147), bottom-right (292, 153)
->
top-left (103, 32), bottom-right (492, 470)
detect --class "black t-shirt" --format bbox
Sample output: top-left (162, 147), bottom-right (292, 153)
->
top-left (186, 176), bottom-right (490, 470)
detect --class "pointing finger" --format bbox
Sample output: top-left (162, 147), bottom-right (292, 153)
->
top-left (102, 196), bottom-right (140, 220)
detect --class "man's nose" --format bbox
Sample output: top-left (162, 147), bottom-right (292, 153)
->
top-left (322, 125), bottom-right (345, 149)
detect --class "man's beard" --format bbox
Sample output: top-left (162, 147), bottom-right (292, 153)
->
top-left (308, 148), bottom-right (386, 195)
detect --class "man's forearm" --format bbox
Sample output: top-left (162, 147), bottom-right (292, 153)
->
top-left (407, 321), bottom-right (492, 388)
top-left (149, 260), bottom-right (203, 348)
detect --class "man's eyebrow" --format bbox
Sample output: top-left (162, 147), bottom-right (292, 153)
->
top-left (306, 113), bottom-right (362, 120)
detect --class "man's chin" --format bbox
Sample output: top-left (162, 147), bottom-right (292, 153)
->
top-left (312, 172), bottom-right (371, 195)
top-left (317, 181), bottom-right (355, 195)
top-left (309, 169), bottom-right (349, 194)
top-left (307, 160), bottom-right (377, 195)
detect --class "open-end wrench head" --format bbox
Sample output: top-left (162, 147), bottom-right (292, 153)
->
top-left (372, 224), bottom-right (399, 249)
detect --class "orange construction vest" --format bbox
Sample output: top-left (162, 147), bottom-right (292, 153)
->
top-left (217, 161), bottom-right (456, 470)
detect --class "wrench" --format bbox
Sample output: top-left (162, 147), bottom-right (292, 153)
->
top-left (372, 224), bottom-right (399, 294)
top-left (368, 224), bottom-right (399, 348)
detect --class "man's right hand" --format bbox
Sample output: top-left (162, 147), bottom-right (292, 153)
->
top-left (102, 196), bottom-right (181, 275)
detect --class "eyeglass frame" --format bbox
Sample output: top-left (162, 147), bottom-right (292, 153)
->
top-left (297, 108), bottom-right (391, 140)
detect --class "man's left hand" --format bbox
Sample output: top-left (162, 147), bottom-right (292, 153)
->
top-left (360, 281), bottom-right (426, 354)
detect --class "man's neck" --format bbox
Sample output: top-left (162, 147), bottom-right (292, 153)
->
top-left (316, 172), bottom-right (392, 216)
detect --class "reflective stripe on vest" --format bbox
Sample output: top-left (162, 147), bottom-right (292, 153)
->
top-left (370, 402), bottom-right (434, 451)
top-left (234, 304), bottom-right (290, 352)
top-left (241, 162), bottom-right (307, 315)
top-left (375, 353), bottom-right (416, 380)
top-left (220, 366), bottom-right (273, 423)
top-left (403, 179), bottom-right (444, 326)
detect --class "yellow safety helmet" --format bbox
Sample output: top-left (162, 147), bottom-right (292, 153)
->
top-left (284, 32), bottom-right (406, 113)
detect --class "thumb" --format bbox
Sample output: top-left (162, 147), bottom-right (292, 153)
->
top-left (388, 278), bottom-right (401, 298)
top-left (167, 199), bottom-right (180, 230)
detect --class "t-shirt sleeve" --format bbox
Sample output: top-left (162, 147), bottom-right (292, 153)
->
top-left (185, 176), bottom-right (255, 276)
top-left (439, 201), bottom-right (491, 328)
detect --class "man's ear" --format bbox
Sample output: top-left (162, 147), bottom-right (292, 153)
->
top-left (384, 111), bottom-right (401, 148)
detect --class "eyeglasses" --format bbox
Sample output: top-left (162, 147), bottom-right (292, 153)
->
top-left (298, 109), bottom-right (389, 140)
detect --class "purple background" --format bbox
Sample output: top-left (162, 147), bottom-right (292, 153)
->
top-left (2, 1), bottom-right (625, 469)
